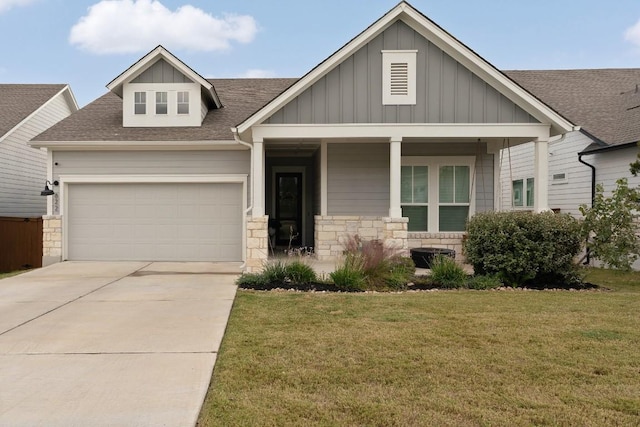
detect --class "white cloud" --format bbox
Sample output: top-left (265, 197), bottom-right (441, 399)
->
top-left (624, 19), bottom-right (640, 48)
top-left (0, 0), bottom-right (35, 13)
top-left (240, 69), bottom-right (276, 78)
top-left (69, 0), bottom-right (258, 54)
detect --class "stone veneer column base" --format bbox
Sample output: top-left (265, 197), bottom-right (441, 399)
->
top-left (246, 215), bottom-right (269, 272)
top-left (42, 215), bottom-right (62, 266)
top-left (314, 215), bottom-right (409, 261)
top-left (407, 232), bottom-right (466, 262)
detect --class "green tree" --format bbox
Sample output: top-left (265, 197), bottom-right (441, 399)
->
top-left (579, 178), bottom-right (640, 270)
top-left (631, 142), bottom-right (640, 176)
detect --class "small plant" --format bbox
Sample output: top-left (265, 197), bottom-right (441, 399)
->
top-left (330, 253), bottom-right (366, 291)
top-left (383, 256), bottom-right (416, 290)
top-left (261, 260), bottom-right (289, 284)
top-left (236, 272), bottom-right (268, 288)
top-left (430, 255), bottom-right (467, 289)
top-left (468, 274), bottom-right (503, 290)
top-left (285, 260), bottom-right (317, 285)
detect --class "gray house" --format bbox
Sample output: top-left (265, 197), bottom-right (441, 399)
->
top-left (0, 84), bottom-right (77, 217)
top-left (31, 2), bottom-right (575, 270)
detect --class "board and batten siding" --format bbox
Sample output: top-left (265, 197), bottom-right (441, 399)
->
top-left (131, 59), bottom-right (192, 84)
top-left (265, 20), bottom-right (538, 125)
top-left (402, 142), bottom-right (494, 213)
top-left (499, 131), bottom-right (593, 216)
top-left (327, 143), bottom-right (389, 216)
top-left (0, 92), bottom-right (73, 217)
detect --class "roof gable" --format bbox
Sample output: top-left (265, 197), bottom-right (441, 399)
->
top-left (236, 1), bottom-right (574, 137)
top-left (0, 84), bottom-right (77, 140)
top-left (106, 45), bottom-right (221, 108)
top-left (265, 20), bottom-right (538, 126)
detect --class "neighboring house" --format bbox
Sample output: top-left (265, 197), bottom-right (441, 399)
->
top-left (0, 85), bottom-right (78, 217)
top-left (499, 69), bottom-right (640, 217)
top-left (31, 2), bottom-right (576, 270)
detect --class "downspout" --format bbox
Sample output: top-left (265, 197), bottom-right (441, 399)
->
top-left (578, 153), bottom-right (596, 264)
top-left (232, 127), bottom-right (253, 269)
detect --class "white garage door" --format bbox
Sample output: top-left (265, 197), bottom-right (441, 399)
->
top-left (67, 183), bottom-right (243, 261)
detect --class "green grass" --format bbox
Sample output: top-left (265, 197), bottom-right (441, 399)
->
top-left (198, 268), bottom-right (640, 426)
top-left (0, 270), bottom-right (29, 280)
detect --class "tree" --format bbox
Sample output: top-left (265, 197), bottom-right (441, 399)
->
top-left (579, 178), bottom-right (640, 270)
top-left (631, 141), bottom-right (640, 177)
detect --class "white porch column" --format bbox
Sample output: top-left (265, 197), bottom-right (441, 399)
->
top-left (320, 141), bottom-right (328, 216)
top-left (252, 139), bottom-right (265, 217)
top-left (534, 137), bottom-right (549, 212)
top-left (389, 136), bottom-right (402, 218)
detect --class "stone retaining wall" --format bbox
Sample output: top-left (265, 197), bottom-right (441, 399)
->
top-left (246, 215), bottom-right (269, 272)
top-left (407, 232), bottom-right (466, 261)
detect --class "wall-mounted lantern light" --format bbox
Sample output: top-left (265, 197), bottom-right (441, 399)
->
top-left (40, 180), bottom-right (59, 196)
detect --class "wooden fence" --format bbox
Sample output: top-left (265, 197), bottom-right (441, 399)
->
top-left (0, 217), bottom-right (43, 273)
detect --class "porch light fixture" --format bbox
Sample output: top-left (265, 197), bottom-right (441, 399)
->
top-left (40, 180), bottom-right (59, 196)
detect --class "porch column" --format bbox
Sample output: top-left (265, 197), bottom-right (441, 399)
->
top-left (320, 141), bottom-right (328, 216)
top-left (534, 137), bottom-right (549, 212)
top-left (389, 136), bottom-right (402, 218)
top-left (252, 138), bottom-right (265, 217)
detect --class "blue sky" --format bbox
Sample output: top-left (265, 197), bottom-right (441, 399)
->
top-left (1, 0), bottom-right (640, 107)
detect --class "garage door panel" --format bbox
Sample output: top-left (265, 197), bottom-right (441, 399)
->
top-left (67, 183), bottom-right (243, 261)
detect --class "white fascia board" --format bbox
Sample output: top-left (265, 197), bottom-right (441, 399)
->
top-left (236, 3), bottom-right (408, 135)
top-left (59, 174), bottom-right (247, 184)
top-left (2, 85), bottom-right (77, 144)
top-left (29, 140), bottom-right (246, 151)
top-left (106, 46), bottom-right (220, 107)
top-left (399, 7), bottom-right (574, 135)
top-left (252, 123), bottom-right (552, 141)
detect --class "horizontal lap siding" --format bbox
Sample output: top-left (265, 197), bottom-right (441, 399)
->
top-left (0, 93), bottom-right (73, 217)
top-left (266, 21), bottom-right (537, 125)
top-left (592, 146), bottom-right (640, 193)
top-left (327, 143), bottom-right (389, 216)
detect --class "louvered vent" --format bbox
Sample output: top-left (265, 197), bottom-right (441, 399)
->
top-left (390, 63), bottom-right (409, 96)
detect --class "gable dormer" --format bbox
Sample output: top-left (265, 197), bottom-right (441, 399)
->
top-left (106, 46), bottom-right (220, 128)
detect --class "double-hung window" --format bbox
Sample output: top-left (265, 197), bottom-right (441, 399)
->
top-left (177, 91), bottom-right (189, 114)
top-left (402, 157), bottom-right (475, 232)
top-left (155, 91), bottom-right (168, 115)
top-left (134, 92), bottom-right (146, 114)
top-left (512, 178), bottom-right (534, 208)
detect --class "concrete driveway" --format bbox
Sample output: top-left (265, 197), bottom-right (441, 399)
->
top-left (0, 261), bottom-right (240, 427)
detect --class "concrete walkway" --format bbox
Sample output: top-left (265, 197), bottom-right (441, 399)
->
top-left (0, 261), bottom-right (239, 427)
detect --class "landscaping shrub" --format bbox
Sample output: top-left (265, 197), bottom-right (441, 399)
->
top-left (330, 254), bottom-right (366, 291)
top-left (261, 260), bottom-right (289, 284)
top-left (285, 260), bottom-right (317, 285)
top-left (236, 272), bottom-right (268, 288)
top-left (384, 256), bottom-right (416, 290)
top-left (468, 274), bottom-right (503, 290)
top-left (429, 255), bottom-right (467, 289)
top-left (464, 211), bottom-right (582, 287)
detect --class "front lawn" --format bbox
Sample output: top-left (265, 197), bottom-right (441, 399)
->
top-left (198, 268), bottom-right (640, 426)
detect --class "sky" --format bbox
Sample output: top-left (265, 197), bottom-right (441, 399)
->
top-left (1, 0), bottom-right (640, 107)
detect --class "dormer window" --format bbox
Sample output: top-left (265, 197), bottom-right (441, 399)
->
top-left (177, 91), bottom-right (189, 114)
top-left (155, 92), bottom-right (168, 114)
top-left (134, 92), bottom-right (146, 114)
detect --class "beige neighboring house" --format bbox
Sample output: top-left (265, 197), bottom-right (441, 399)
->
top-left (31, 2), bottom-right (577, 270)
top-left (0, 84), bottom-right (78, 217)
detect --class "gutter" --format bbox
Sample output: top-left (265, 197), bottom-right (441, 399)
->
top-left (232, 127), bottom-right (253, 270)
top-left (578, 153), bottom-right (597, 264)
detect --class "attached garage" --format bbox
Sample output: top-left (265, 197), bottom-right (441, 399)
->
top-left (65, 182), bottom-right (244, 262)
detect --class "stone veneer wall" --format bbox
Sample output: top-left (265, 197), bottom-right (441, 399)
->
top-left (314, 216), bottom-right (408, 260)
top-left (407, 232), bottom-right (466, 261)
top-left (42, 215), bottom-right (62, 266)
top-left (246, 215), bottom-right (269, 272)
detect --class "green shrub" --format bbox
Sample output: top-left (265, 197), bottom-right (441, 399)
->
top-left (430, 255), bottom-right (467, 289)
top-left (330, 253), bottom-right (366, 291)
top-left (468, 274), bottom-right (503, 290)
top-left (464, 211), bottom-right (582, 287)
top-left (383, 256), bottom-right (416, 290)
top-left (285, 260), bottom-right (317, 285)
top-left (236, 272), bottom-right (268, 288)
top-left (261, 260), bottom-right (289, 284)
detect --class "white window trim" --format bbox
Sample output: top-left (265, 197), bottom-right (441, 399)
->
top-left (155, 91), bottom-right (168, 115)
top-left (177, 91), bottom-right (189, 115)
top-left (402, 156), bottom-right (476, 232)
top-left (382, 50), bottom-right (417, 105)
top-left (512, 177), bottom-right (535, 208)
top-left (134, 91), bottom-right (146, 115)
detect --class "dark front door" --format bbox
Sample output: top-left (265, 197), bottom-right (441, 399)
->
top-left (275, 172), bottom-right (302, 246)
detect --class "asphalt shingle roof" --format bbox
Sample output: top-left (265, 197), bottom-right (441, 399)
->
top-left (0, 84), bottom-right (66, 138)
top-left (506, 69), bottom-right (640, 146)
top-left (33, 78), bottom-right (297, 142)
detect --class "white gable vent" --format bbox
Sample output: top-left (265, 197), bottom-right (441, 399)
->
top-left (382, 50), bottom-right (417, 105)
